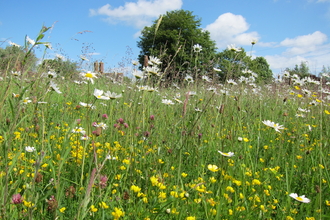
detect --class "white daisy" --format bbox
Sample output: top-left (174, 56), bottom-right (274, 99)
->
top-left (289, 193), bottom-right (310, 203)
top-left (262, 120), bottom-right (285, 132)
top-left (218, 151), bottom-right (235, 157)
top-left (25, 146), bottom-right (36, 152)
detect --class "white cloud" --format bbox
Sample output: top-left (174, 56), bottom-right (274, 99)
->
top-left (264, 31), bottom-right (330, 73)
top-left (205, 13), bottom-right (260, 49)
top-left (280, 31), bottom-right (327, 55)
top-left (90, 0), bottom-right (183, 29)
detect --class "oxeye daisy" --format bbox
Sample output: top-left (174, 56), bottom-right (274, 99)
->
top-left (218, 151), bottom-right (235, 157)
top-left (262, 120), bottom-right (285, 132)
top-left (80, 71), bottom-right (98, 84)
top-left (289, 193), bottom-right (310, 203)
top-left (25, 146), bottom-right (36, 152)
top-left (93, 89), bottom-right (110, 100)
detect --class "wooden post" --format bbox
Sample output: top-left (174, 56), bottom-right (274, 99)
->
top-left (144, 55), bottom-right (148, 67)
top-left (94, 61), bottom-right (99, 73)
top-left (99, 62), bottom-right (104, 74)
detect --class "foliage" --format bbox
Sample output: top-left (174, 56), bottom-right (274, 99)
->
top-left (249, 56), bottom-right (273, 82)
top-left (137, 10), bottom-right (217, 80)
top-left (0, 45), bottom-right (37, 73)
top-left (285, 61), bottom-right (310, 78)
top-left (39, 58), bottom-right (79, 77)
top-left (215, 48), bottom-right (273, 82)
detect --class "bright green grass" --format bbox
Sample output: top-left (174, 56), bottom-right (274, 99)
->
top-left (0, 72), bottom-right (329, 220)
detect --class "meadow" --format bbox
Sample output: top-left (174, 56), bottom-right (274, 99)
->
top-left (0, 29), bottom-right (330, 220)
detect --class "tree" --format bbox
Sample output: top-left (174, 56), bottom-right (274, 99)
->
top-left (0, 45), bottom-right (37, 73)
top-left (249, 57), bottom-right (273, 82)
top-left (137, 10), bottom-right (217, 80)
top-left (214, 48), bottom-right (273, 82)
top-left (39, 58), bottom-right (79, 77)
top-left (285, 61), bottom-right (310, 79)
top-left (215, 48), bottom-right (251, 81)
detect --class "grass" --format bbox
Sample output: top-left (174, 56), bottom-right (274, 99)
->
top-left (0, 28), bottom-right (329, 220)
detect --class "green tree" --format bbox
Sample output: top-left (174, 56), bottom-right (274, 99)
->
top-left (0, 45), bottom-right (37, 73)
top-left (285, 61), bottom-right (310, 79)
top-left (39, 58), bottom-right (79, 77)
top-left (137, 10), bottom-right (217, 80)
top-left (214, 48), bottom-right (273, 82)
top-left (249, 57), bottom-right (273, 82)
top-left (215, 48), bottom-right (251, 81)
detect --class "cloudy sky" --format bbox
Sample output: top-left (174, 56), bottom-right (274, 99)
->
top-left (1, 0), bottom-right (330, 75)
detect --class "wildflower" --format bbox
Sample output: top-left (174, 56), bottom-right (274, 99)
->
top-left (227, 44), bottom-right (242, 52)
top-left (106, 155), bottom-right (117, 160)
top-left (112, 207), bottom-right (124, 219)
top-left (251, 39), bottom-right (258, 45)
top-left (144, 66), bottom-right (161, 76)
top-left (50, 81), bottom-right (62, 94)
top-left (55, 54), bottom-right (65, 60)
top-left (186, 217), bottom-right (196, 220)
top-left (218, 151), bottom-right (234, 157)
top-left (22, 97), bottom-right (32, 104)
top-left (132, 69), bottom-right (145, 79)
top-left (132, 60), bottom-right (139, 66)
top-left (162, 99), bottom-right (174, 105)
top-left (90, 205), bottom-right (98, 212)
top-left (12, 93), bottom-right (20, 98)
top-left (99, 175), bottom-right (108, 188)
top-left (184, 75), bottom-right (194, 83)
top-left (26, 36), bottom-right (36, 46)
top-left (12, 193), bottom-right (23, 204)
top-left (104, 91), bottom-right (122, 99)
top-left (25, 146), bottom-right (36, 152)
top-left (213, 67), bottom-right (221, 72)
top-left (71, 127), bottom-right (86, 135)
top-left (208, 164), bottom-right (219, 172)
top-left (289, 193), bottom-right (310, 203)
top-left (23, 200), bottom-right (34, 208)
top-left (59, 207), bottom-right (66, 213)
top-left (93, 89), bottom-right (110, 100)
top-left (79, 102), bottom-right (96, 109)
top-left (193, 44), bottom-right (202, 53)
top-left (99, 201), bottom-right (109, 209)
top-left (130, 185), bottom-right (141, 193)
top-left (202, 75), bottom-right (211, 82)
top-left (80, 55), bottom-right (89, 61)
top-left (227, 79), bottom-right (237, 85)
top-left (9, 41), bottom-right (20, 47)
top-left (44, 43), bottom-right (52, 49)
top-left (148, 56), bottom-right (162, 66)
top-left (262, 120), bottom-right (285, 132)
top-left (80, 71), bottom-right (97, 84)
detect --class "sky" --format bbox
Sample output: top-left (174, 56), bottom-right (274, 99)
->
top-left (1, 0), bottom-right (330, 76)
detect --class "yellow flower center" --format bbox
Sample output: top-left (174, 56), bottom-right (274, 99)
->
top-left (85, 73), bottom-right (93, 78)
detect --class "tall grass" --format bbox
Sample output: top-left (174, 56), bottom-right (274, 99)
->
top-left (0, 27), bottom-right (329, 220)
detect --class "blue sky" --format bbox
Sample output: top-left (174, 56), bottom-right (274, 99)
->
top-left (1, 0), bottom-right (330, 76)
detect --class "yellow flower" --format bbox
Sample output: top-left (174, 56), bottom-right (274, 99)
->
top-left (186, 217), bottom-right (196, 220)
top-left (181, 172), bottom-right (188, 178)
top-left (90, 205), bottom-right (98, 212)
top-left (99, 201), bottom-right (109, 209)
top-left (130, 185), bottom-right (141, 193)
top-left (226, 186), bottom-right (235, 193)
top-left (326, 200), bottom-right (330, 206)
top-left (325, 110), bottom-right (330, 115)
top-left (209, 176), bottom-right (217, 183)
top-left (252, 179), bottom-right (261, 185)
top-left (207, 164), bottom-right (219, 172)
top-left (158, 192), bottom-right (166, 199)
top-left (59, 207), bottom-right (66, 213)
top-left (23, 200), bottom-right (34, 208)
top-left (112, 207), bottom-right (124, 219)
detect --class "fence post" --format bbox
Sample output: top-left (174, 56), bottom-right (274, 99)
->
top-left (94, 61), bottom-right (99, 73)
top-left (99, 62), bottom-right (104, 74)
